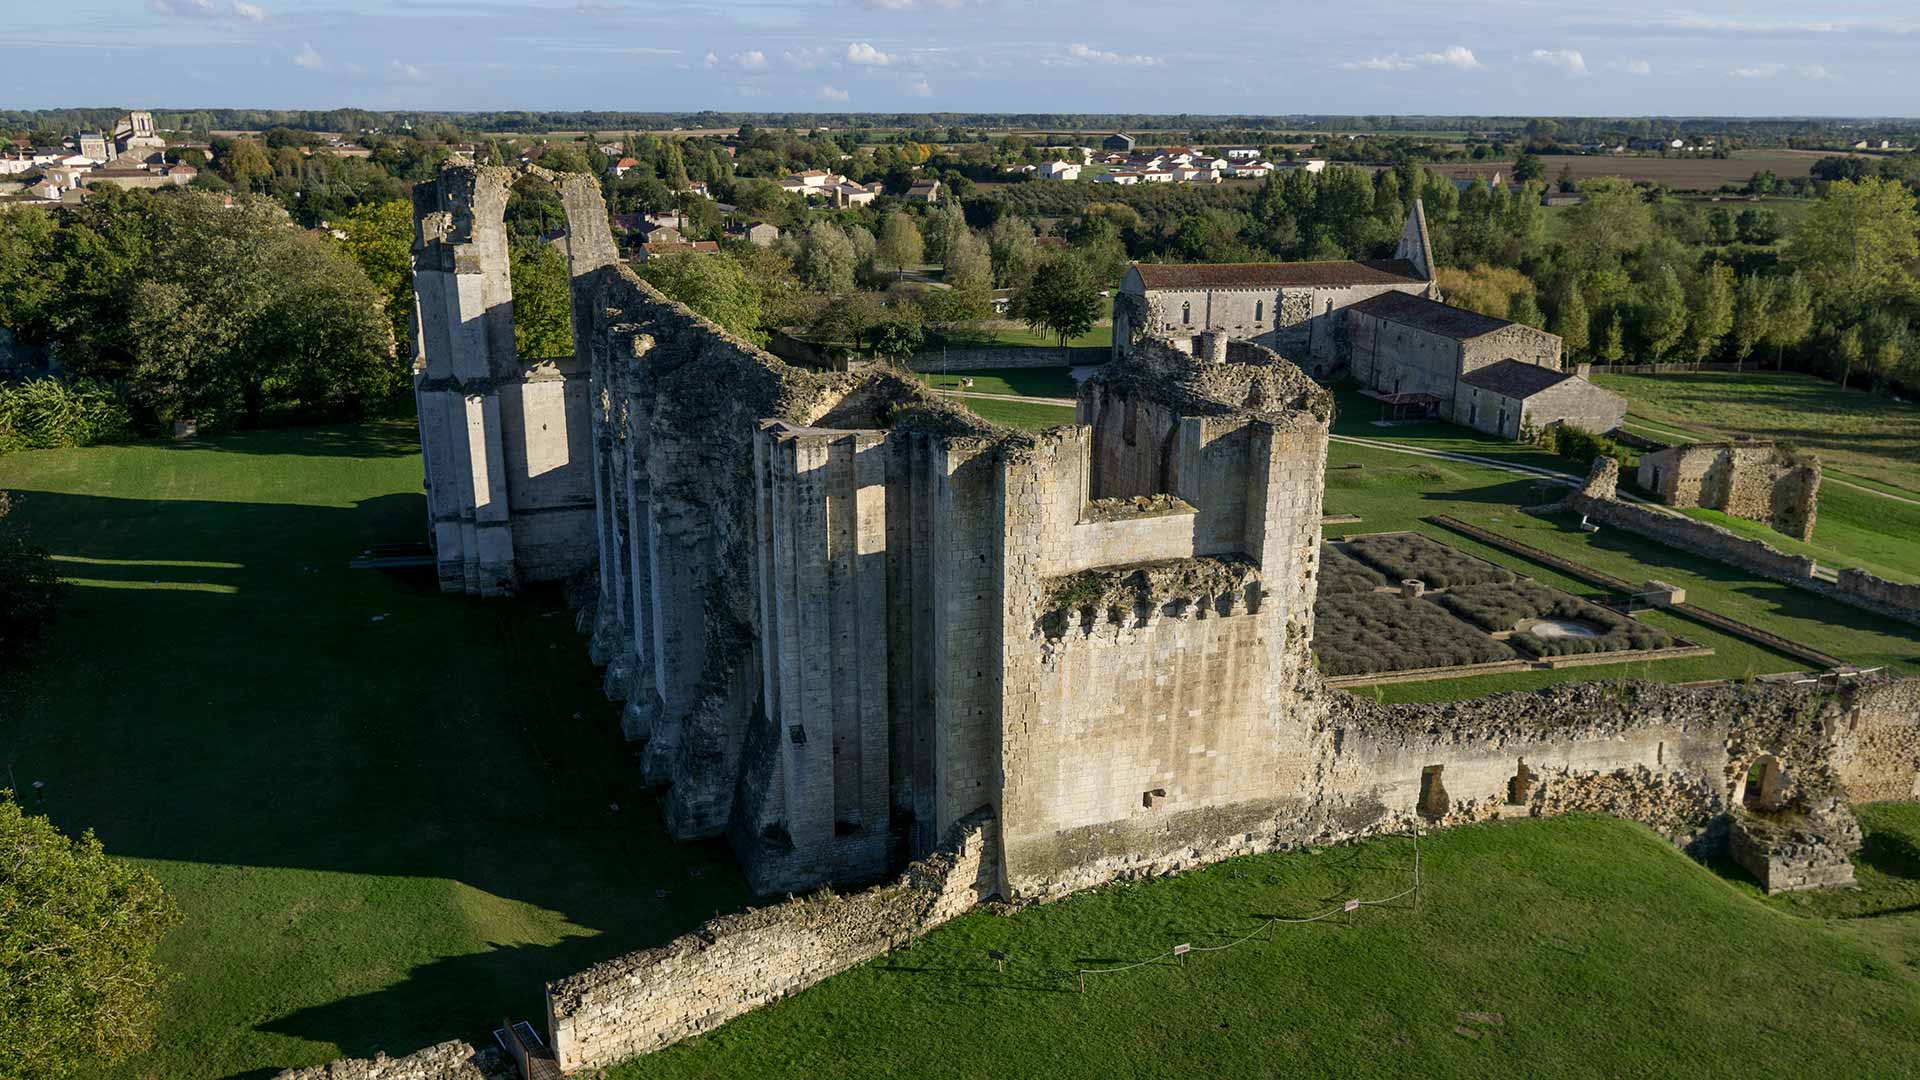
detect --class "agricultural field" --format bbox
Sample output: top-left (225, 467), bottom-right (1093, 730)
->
top-left (608, 813), bottom-right (1920, 1080)
top-left (1458, 149), bottom-right (1834, 190)
top-left (0, 424), bottom-right (749, 1079)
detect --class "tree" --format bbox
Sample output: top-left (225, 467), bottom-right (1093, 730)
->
top-left (509, 242), bottom-right (573, 359)
top-left (1599, 310), bottom-right (1626, 366)
top-left (1787, 177), bottom-right (1920, 318)
top-left (1706, 208), bottom-right (1737, 245)
top-left (794, 221), bottom-right (856, 294)
top-left (336, 200), bottom-right (415, 349)
top-left (1728, 273), bottom-right (1773, 371)
top-left (635, 251), bottom-right (764, 343)
top-left (923, 199), bottom-right (967, 268)
top-left (1766, 272), bottom-right (1816, 371)
top-left (0, 492), bottom-right (60, 662)
top-left (1638, 266), bottom-right (1688, 363)
top-left (0, 796), bottom-right (182, 1079)
top-left (1551, 282), bottom-right (1590, 358)
top-left (870, 316), bottom-right (926, 359)
top-left (986, 214), bottom-right (1035, 290)
top-left (1735, 206), bottom-right (1781, 245)
top-left (1511, 152), bottom-right (1545, 184)
top-left (0, 208), bottom-right (57, 343)
top-left (1833, 322), bottom-right (1864, 390)
top-left (1507, 291), bottom-right (1545, 330)
top-left (940, 228), bottom-right (994, 322)
top-left (1559, 178), bottom-right (1654, 272)
top-left (876, 212), bottom-right (924, 281)
top-left (1863, 311), bottom-right (1910, 393)
top-left (1015, 252), bottom-right (1103, 348)
top-left (811, 289), bottom-right (885, 350)
top-left (217, 138), bottom-right (272, 191)
top-left (1683, 263), bottom-right (1735, 363)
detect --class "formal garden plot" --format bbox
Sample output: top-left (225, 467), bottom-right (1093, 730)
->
top-left (1345, 532), bottom-right (1517, 589)
top-left (1311, 592), bottom-right (1517, 676)
top-left (1432, 580), bottom-right (1678, 657)
top-left (1318, 543), bottom-right (1389, 595)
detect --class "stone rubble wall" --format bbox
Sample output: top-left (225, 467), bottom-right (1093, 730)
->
top-left (1565, 464), bottom-right (1920, 630)
top-left (545, 810), bottom-right (996, 1073)
top-left (273, 1041), bottom-right (514, 1080)
top-left (1636, 441), bottom-right (1820, 541)
top-left (1729, 799), bottom-right (1863, 893)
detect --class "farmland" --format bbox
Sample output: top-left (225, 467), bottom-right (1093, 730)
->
top-left (1453, 149), bottom-right (1837, 190)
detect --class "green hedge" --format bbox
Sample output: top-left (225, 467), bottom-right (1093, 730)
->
top-left (1317, 543), bottom-right (1389, 596)
top-left (1345, 533), bottom-right (1517, 590)
top-left (1432, 580), bottom-right (1675, 657)
top-left (0, 378), bottom-right (133, 452)
top-left (1311, 592), bottom-right (1515, 676)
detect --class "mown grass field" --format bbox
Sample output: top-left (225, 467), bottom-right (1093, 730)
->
top-left (0, 424), bottom-right (749, 1079)
top-left (609, 813), bottom-right (1920, 1080)
top-left (1592, 369), bottom-right (1920, 496)
top-left (921, 368), bottom-right (1081, 399)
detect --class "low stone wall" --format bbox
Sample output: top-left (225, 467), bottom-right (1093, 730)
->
top-left (906, 345), bottom-right (1108, 372)
top-left (1835, 568), bottom-right (1920, 629)
top-left (545, 810), bottom-right (997, 1072)
top-left (273, 1041), bottom-right (513, 1080)
top-left (1729, 802), bottom-right (1862, 893)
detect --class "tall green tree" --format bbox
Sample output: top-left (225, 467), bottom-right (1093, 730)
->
top-left (1765, 272), bottom-right (1817, 371)
top-left (1015, 252), bottom-right (1103, 348)
top-left (1638, 266), bottom-right (1688, 363)
top-left (636, 251), bottom-right (765, 343)
top-left (1551, 282), bottom-right (1590, 358)
top-left (1684, 263), bottom-right (1736, 363)
top-left (1833, 322), bottom-right (1864, 390)
top-left (1730, 273), bottom-right (1774, 371)
top-left (1787, 177), bottom-right (1920, 317)
top-left (0, 797), bottom-right (182, 1080)
top-left (509, 242), bottom-right (573, 359)
top-left (923, 199), bottom-right (968, 268)
top-left (794, 221), bottom-right (856, 294)
top-left (941, 228), bottom-right (994, 321)
top-left (336, 200), bottom-right (415, 350)
top-left (876, 212), bottom-right (924, 281)
top-left (986, 214), bottom-right (1035, 290)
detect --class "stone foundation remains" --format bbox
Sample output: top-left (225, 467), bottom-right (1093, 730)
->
top-left (1636, 439), bottom-right (1820, 541)
top-left (274, 1041), bottom-right (512, 1080)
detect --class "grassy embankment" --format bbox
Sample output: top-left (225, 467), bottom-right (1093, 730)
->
top-left (0, 424), bottom-right (750, 1079)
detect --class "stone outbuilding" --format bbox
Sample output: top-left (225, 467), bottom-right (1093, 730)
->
top-left (1637, 439), bottom-right (1820, 540)
top-left (1113, 201), bottom-right (1437, 373)
top-left (1347, 289), bottom-right (1623, 440)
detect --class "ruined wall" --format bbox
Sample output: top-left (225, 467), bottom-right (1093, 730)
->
top-left (274, 1041), bottom-right (513, 1080)
top-left (545, 811), bottom-right (997, 1073)
top-left (1637, 441), bottom-right (1820, 541)
top-left (1570, 459), bottom-right (1920, 630)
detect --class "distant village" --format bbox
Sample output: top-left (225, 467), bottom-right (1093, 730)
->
top-left (0, 112), bottom-right (205, 206)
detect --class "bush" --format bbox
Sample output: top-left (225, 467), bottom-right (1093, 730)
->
top-left (0, 492), bottom-right (60, 662)
top-left (0, 378), bottom-right (132, 452)
top-left (0, 797), bottom-right (182, 1079)
top-left (1531, 422), bottom-right (1630, 470)
top-left (1311, 592), bottom-right (1515, 676)
top-left (1317, 543), bottom-right (1388, 596)
top-left (1432, 580), bottom-right (1675, 657)
top-left (1345, 533), bottom-right (1516, 589)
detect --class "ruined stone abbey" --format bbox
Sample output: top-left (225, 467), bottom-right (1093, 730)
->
top-left (386, 160), bottom-right (1920, 1075)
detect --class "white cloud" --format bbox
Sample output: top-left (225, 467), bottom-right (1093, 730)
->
top-left (1798, 63), bottom-right (1836, 80)
top-left (819, 85), bottom-right (850, 102)
top-left (231, 1), bottom-right (267, 21)
top-left (391, 60), bottom-right (427, 83)
top-left (703, 51), bottom-right (718, 67)
top-left (909, 77), bottom-right (932, 97)
top-left (733, 49), bottom-right (766, 69)
top-left (1527, 48), bottom-right (1588, 76)
top-left (782, 47), bottom-right (827, 70)
top-left (858, 0), bottom-right (982, 8)
top-left (1066, 42), bottom-right (1163, 67)
top-left (150, 0), bottom-right (268, 19)
top-left (846, 42), bottom-right (892, 65)
top-left (1341, 46), bottom-right (1480, 72)
top-left (1623, 59), bottom-right (1651, 75)
top-left (1731, 63), bottom-right (1784, 78)
top-left (292, 42), bottom-right (324, 70)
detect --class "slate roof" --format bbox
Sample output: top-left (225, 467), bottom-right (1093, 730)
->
top-left (1132, 259), bottom-right (1425, 290)
top-left (1348, 290), bottom-right (1515, 340)
top-left (1458, 359), bottom-right (1573, 400)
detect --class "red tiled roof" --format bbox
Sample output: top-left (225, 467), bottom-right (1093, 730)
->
top-left (1133, 259), bottom-right (1426, 290)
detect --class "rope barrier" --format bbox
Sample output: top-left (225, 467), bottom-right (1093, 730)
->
top-left (1073, 825), bottom-right (1423, 992)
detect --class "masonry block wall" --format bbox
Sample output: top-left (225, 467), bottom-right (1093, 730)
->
top-left (1637, 441), bottom-right (1821, 541)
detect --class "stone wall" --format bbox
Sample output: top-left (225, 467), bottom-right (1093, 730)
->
top-left (274, 1041), bottom-right (513, 1080)
top-left (906, 345), bottom-right (1108, 372)
top-left (545, 810), bottom-right (996, 1073)
top-left (1519, 376), bottom-right (1628, 439)
top-left (1569, 458), bottom-right (1920, 629)
top-left (1636, 441), bottom-right (1820, 541)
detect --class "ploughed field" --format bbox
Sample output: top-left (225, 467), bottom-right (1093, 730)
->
top-left (607, 812), bottom-right (1920, 1079)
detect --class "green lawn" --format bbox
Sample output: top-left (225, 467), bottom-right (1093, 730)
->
top-left (1591, 369), bottom-right (1920, 495)
top-left (609, 813), bottom-right (1920, 1079)
top-left (0, 425), bottom-right (748, 1079)
top-left (921, 367), bottom-right (1079, 399)
top-left (959, 397), bottom-right (1078, 432)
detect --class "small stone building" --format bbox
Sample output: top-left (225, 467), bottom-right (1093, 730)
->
top-left (1637, 439), bottom-right (1820, 540)
top-left (1113, 201), bottom-right (1437, 373)
top-left (1348, 290), bottom-right (1623, 440)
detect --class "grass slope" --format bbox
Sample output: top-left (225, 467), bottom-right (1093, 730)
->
top-left (611, 814), bottom-right (1920, 1080)
top-left (0, 424), bottom-right (748, 1079)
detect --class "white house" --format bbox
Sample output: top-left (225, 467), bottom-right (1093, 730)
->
top-left (1094, 170), bottom-right (1141, 185)
top-left (1039, 160), bottom-right (1082, 180)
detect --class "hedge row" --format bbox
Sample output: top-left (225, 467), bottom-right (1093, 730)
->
top-left (0, 378), bottom-right (132, 452)
top-left (1434, 581), bottom-right (1676, 657)
top-left (1317, 543), bottom-right (1388, 596)
top-left (1345, 532), bottom-right (1516, 590)
top-left (1311, 592), bottom-right (1515, 676)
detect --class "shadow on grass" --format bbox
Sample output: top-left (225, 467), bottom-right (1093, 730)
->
top-left (155, 420), bottom-right (422, 459)
top-left (5, 486), bottom-right (750, 1076)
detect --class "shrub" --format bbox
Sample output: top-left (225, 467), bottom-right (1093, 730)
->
top-left (1433, 580), bottom-right (1676, 657)
top-left (1344, 533), bottom-right (1516, 590)
top-left (1317, 543), bottom-right (1388, 596)
top-left (1531, 422), bottom-right (1631, 470)
top-left (0, 378), bottom-right (132, 452)
top-left (0, 797), bottom-right (183, 1079)
top-left (0, 492), bottom-right (60, 662)
top-left (1311, 592), bottom-right (1515, 676)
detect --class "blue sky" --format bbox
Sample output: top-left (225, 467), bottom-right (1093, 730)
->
top-left (4, 1), bottom-right (1918, 116)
